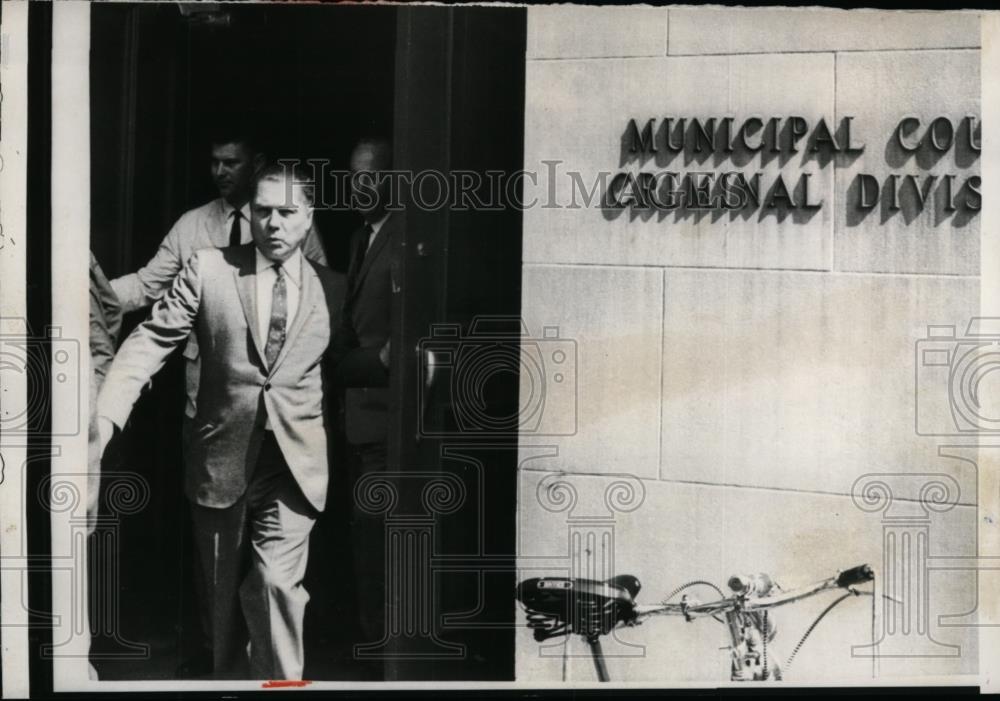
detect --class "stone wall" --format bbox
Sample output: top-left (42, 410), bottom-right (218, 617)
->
top-left (517, 7), bottom-right (982, 683)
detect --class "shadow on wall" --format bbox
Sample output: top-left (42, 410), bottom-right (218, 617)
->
top-left (617, 116), bottom-right (866, 171)
top-left (599, 175), bottom-right (825, 227)
top-left (883, 117), bottom-right (980, 171)
top-left (843, 116), bottom-right (980, 228)
top-left (602, 117), bottom-right (874, 227)
top-left (845, 173), bottom-right (980, 229)
top-left (608, 115), bottom-right (979, 231)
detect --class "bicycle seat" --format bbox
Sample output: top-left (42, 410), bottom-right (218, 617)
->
top-left (517, 575), bottom-right (640, 641)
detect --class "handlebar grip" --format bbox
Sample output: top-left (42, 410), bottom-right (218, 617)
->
top-left (836, 564), bottom-right (874, 588)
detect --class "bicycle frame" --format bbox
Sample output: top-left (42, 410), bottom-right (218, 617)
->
top-left (517, 564), bottom-right (880, 683)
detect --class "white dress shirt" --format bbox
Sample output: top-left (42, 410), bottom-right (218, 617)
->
top-left (366, 211), bottom-right (391, 250)
top-left (255, 247), bottom-right (303, 429)
top-left (110, 198), bottom-right (326, 315)
top-left (222, 201), bottom-right (252, 245)
top-left (109, 198), bottom-right (328, 420)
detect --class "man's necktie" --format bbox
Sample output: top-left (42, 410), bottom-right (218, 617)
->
top-left (264, 264), bottom-right (287, 368)
top-left (353, 223), bottom-right (374, 275)
top-left (346, 223), bottom-right (374, 310)
top-left (229, 210), bottom-right (242, 247)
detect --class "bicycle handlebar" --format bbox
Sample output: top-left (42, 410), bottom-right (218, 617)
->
top-left (517, 565), bottom-right (879, 682)
top-left (836, 564), bottom-right (874, 589)
top-left (633, 564), bottom-right (876, 621)
top-left (517, 564), bottom-right (876, 638)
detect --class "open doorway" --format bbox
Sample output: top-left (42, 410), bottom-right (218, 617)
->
top-left (87, 2), bottom-right (524, 682)
top-left (91, 2), bottom-right (396, 276)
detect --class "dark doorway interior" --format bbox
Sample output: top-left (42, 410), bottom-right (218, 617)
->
top-left (91, 2), bottom-right (396, 277)
top-left (89, 2), bottom-right (396, 681)
top-left (87, 1), bottom-right (524, 683)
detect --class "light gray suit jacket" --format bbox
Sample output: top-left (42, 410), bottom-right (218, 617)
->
top-left (110, 198), bottom-right (328, 419)
top-left (98, 243), bottom-right (346, 511)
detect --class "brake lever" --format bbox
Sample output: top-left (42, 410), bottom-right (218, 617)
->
top-left (680, 595), bottom-right (694, 622)
top-left (846, 586), bottom-right (902, 605)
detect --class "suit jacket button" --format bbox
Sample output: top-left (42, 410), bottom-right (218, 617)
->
top-left (264, 383), bottom-right (272, 391)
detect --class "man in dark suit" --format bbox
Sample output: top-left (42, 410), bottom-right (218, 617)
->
top-left (330, 137), bottom-right (400, 664)
top-left (98, 164), bottom-right (346, 680)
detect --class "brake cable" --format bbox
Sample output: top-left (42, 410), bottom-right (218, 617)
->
top-left (762, 610), bottom-right (769, 680)
top-left (785, 573), bottom-right (893, 676)
top-left (661, 580), bottom-right (728, 624)
top-left (783, 591), bottom-right (854, 672)
top-left (664, 580), bottom-right (725, 601)
top-left (870, 574), bottom-right (878, 679)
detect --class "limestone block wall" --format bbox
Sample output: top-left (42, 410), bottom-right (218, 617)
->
top-left (517, 7), bottom-right (982, 683)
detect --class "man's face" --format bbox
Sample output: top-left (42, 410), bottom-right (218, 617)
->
top-left (211, 142), bottom-right (257, 205)
top-left (349, 144), bottom-right (388, 217)
top-left (251, 177), bottom-right (314, 262)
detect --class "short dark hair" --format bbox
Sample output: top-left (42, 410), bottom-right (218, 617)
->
top-left (253, 162), bottom-right (315, 206)
top-left (209, 122), bottom-right (261, 155)
top-left (353, 136), bottom-right (393, 170)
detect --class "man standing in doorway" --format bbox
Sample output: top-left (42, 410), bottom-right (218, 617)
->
top-left (109, 129), bottom-right (329, 676)
top-left (331, 137), bottom-right (400, 676)
top-left (110, 128), bottom-right (328, 421)
top-left (99, 164), bottom-right (345, 680)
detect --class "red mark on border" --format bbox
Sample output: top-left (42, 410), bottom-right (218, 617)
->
top-left (262, 680), bottom-right (311, 689)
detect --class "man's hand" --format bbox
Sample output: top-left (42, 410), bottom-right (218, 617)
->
top-left (98, 416), bottom-right (116, 457)
top-left (424, 349), bottom-right (437, 389)
top-left (378, 338), bottom-right (391, 369)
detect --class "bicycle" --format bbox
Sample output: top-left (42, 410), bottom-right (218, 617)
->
top-left (517, 564), bottom-right (893, 682)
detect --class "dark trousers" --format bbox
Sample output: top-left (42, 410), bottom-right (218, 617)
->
top-left (189, 431), bottom-right (318, 679)
top-left (348, 441), bottom-right (388, 658)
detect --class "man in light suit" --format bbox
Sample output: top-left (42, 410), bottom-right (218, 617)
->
top-left (98, 164), bottom-right (345, 680)
top-left (330, 137), bottom-right (400, 665)
top-left (110, 128), bottom-right (328, 423)
top-left (86, 251), bottom-right (122, 681)
top-left (111, 129), bottom-right (330, 676)
top-left (88, 252), bottom-right (122, 536)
